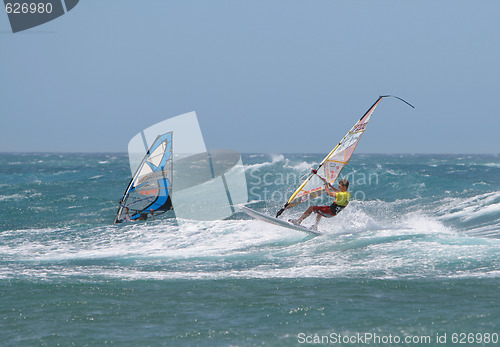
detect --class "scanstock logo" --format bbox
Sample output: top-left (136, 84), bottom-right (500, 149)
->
top-left (3, 0), bottom-right (79, 33)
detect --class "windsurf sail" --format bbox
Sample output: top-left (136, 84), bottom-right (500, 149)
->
top-left (114, 112), bottom-right (248, 224)
top-left (276, 95), bottom-right (414, 218)
top-left (114, 132), bottom-right (173, 223)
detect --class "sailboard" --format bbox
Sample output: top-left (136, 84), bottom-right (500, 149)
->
top-left (275, 95), bottom-right (414, 218)
top-left (240, 206), bottom-right (321, 236)
top-left (114, 132), bottom-right (173, 223)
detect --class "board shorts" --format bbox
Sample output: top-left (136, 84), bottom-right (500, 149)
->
top-left (312, 203), bottom-right (346, 218)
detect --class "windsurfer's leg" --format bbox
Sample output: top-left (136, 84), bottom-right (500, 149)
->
top-left (297, 206), bottom-right (315, 224)
top-left (315, 213), bottom-right (322, 224)
top-left (312, 213), bottom-right (322, 230)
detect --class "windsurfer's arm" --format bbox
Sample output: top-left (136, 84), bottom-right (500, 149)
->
top-left (324, 183), bottom-right (337, 197)
top-left (312, 169), bottom-right (340, 197)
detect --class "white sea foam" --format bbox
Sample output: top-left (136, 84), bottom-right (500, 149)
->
top-left (244, 154), bottom-right (285, 170)
top-left (0, 191), bottom-right (41, 201)
top-left (1, 200), bottom-right (498, 281)
top-left (482, 162), bottom-right (500, 168)
top-left (4, 153), bottom-right (499, 282)
top-left (437, 191), bottom-right (500, 222)
top-left (283, 160), bottom-right (317, 172)
top-left (0, 194), bottom-right (24, 201)
top-left (269, 154), bottom-right (285, 162)
top-left (53, 170), bottom-right (78, 176)
top-left (89, 175), bottom-right (103, 180)
top-left (386, 169), bottom-right (406, 176)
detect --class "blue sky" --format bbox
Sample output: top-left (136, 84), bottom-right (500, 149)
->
top-left (1, 1), bottom-right (499, 154)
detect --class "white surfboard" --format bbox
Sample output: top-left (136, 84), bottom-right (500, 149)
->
top-left (240, 206), bottom-right (321, 236)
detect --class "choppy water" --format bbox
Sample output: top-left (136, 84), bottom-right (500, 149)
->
top-left (1, 153), bottom-right (499, 346)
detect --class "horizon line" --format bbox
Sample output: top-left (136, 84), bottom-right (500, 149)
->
top-left (0, 151), bottom-right (498, 156)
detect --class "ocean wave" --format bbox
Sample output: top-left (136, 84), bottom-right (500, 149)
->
top-left (283, 160), bottom-right (317, 172)
top-left (0, 194), bottom-right (25, 201)
top-left (1, 153), bottom-right (500, 282)
top-left (245, 154), bottom-right (318, 174)
top-left (52, 170), bottom-right (78, 175)
top-left (89, 175), bottom-right (104, 180)
top-left (483, 163), bottom-right (500, 168)
top-left (244, 154), bottom-right (285, 171)
top-left (1, 215), bottom-right (498, 281)
top-left (0, 191), bottom-right (41, 201)
top-left (386, 169), bottom-right (407, 176)
top-left (436, 191), bottom-right (500, 221)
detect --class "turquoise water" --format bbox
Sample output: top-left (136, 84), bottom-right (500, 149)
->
top-left (1, 153), bottom-right (499, 346)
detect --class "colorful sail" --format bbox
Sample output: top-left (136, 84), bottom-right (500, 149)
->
top-left (114, 132), bottom-right (173, 223)
top-left (114, 111), bottom-right (248, 224)
top-left (276, 95), bottom-right (414, 217)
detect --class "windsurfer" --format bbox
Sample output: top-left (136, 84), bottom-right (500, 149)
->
top-left (289, 178), bottom-right (350, 230)
top-left (122, 207), bottom-right (132, 222)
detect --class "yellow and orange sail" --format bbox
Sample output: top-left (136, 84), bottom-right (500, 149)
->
top-left (276, 96), bottom-right (414, 217)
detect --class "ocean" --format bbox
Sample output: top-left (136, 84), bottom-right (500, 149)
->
top-left (1, 153), bottom-right (499, 346)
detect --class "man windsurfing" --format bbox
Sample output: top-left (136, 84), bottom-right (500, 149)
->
top-left (289, 174), bottom-right (350, 231)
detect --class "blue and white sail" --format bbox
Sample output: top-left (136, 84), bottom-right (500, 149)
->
top-left (114, 132), bottom-right (173, 223)
top-left (115, 112), bottom-right (248, 224)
